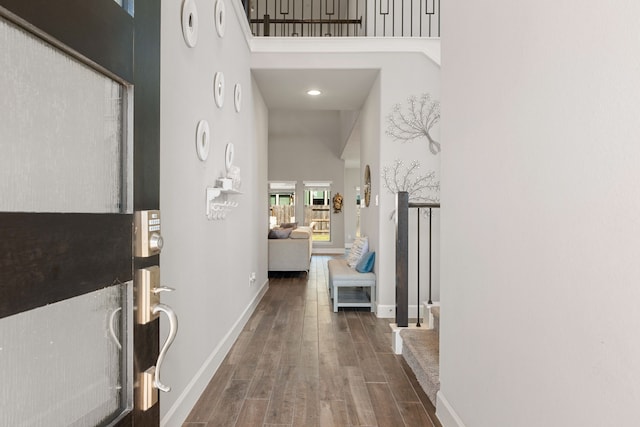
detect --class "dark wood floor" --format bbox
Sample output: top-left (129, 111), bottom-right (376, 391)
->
top-left (184, 256), bottom-right (441, 427)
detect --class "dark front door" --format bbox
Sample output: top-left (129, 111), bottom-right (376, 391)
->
top-left (0, 1), bottom-right (161, 425)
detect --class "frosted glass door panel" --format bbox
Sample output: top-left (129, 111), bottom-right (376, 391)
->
top-left (0, 283), bottom-right (132, 427)
top-left (0, 16), bottom-right (128, 213)
top-left (0, 12), bottom-right (133, 426)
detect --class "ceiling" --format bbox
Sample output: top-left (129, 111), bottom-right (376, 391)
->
top-left (251, 68), bottom-right (378, 110)
top-left (252, 68), bottom-right (378, 168)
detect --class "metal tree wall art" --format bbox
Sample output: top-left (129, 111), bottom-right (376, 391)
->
top-left (382, 159), bottom-right (440, 220)
top-left (386, 93), bottom-right (441, 154)
top-left (382, 159), bottom-right (440, 201)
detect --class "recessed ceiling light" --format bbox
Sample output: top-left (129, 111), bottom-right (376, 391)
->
top-left (307, 89), bottom-right (321, 96)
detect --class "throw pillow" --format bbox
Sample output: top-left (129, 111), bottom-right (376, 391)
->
top-left (355, 251), bottom-right (375, 273)
top-left (346, 237), bottom-right (361, 263)
top-left (280, 222), bottom-right (298, 229)
top-left (268, 228), bottom-right (293, 239)
top-left (347, 236), bottom-right (369, 268)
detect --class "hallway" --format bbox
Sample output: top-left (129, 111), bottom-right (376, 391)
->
top-left (183, 256), bottom-right (441, 427)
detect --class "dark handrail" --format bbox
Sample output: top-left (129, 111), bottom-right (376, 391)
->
top-left (251, 17), bottom-right (362, 25)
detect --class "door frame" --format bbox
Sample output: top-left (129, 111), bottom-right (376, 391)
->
top-left (0, 0), bottom-right (161, 424)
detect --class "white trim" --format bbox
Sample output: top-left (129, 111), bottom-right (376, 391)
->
top-left (268, 180), bottom-right (297, 191)
top-left (250, 37), bottom-right (441, 66)
top-left (160, 279), bottom-right (269, 427)
top-left (390, 323), bottom-right (404, 354)
top-left (303, 180), bottom-right (332, 188)
top-left (436, 391), bottom-right (467, 427)
top-left (312, 247), bottom-right (345, 255)
top-left (377, 304), bottom-right (395, 318)
top-left (230, 0), bottom-right (252, 50)
top-left (376, 304), bottom-right (427, 319)
top-left (389, 322), bottom-right (435, 354)
top-left (425, 300), bottom-right (440, 329)
top-left (230, 1), bottom-right (441, 66)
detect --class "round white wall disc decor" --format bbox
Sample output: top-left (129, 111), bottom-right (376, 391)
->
top-left (181, 0), bottom-right (199, 48)
top-left (234, 83), bottom-right (242, 112)
top-left (215, 0), bottom-right (226, 38)
top-left (225, 143), bottom-right (234, 172)
top-left (214, 72), bottom-right (225, 108)
top-left (196, 120), bottom-right (211, 161)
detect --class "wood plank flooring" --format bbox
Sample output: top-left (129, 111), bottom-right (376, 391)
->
top-left (184, 256), bottom-right (441, 427)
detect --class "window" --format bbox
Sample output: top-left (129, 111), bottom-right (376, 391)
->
top-left (269, 182), bottom-right (296, 228)
top-left (304, 182), bottom-right (331, 242)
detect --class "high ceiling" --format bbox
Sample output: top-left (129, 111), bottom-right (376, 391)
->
top-left (252, 68), bottom-right (378, 168)
top-left (251, 68), bottom-right (378, 110)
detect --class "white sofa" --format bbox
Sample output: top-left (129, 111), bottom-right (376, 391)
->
top-left (268, 225), bottom-right (313, 272)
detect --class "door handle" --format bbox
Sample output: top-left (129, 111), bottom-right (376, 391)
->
top-left (152, 303), bottom-right (178, 392)
top-left (153, 286), bottom-right (175, 295)
top-left (108, 307), bottom-right (122, 350)
top-left (136, 266), bottom-right (180, 410)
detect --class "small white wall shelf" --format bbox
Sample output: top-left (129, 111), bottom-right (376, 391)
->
top-left (206, 186), bottom-right (241, 220)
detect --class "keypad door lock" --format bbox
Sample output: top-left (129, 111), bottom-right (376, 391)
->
top-left (135, 210), bottom-right (163, 257)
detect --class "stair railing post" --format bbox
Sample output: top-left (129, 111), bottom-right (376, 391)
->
top-left (396, 191), bottom-right (409, 327)
top-left (416, 207), bottom-right (421, 327)
top-left (264, 14), bottom-right (271, 36)
top-left (428, 207), bottom-right (433, 305)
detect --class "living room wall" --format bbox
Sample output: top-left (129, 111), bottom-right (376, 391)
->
top-left (343, 167), bottom-right (360, 245)
top-left (158, 1), bottom-right (268, 425)
top-left (268, 109), bottom-right (346, 250)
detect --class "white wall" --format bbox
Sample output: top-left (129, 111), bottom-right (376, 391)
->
top-left (253, 48), bottom-right (440, 317)
top-left (268, 109), bottom-right (346, 249)
top-left (377, 56), bottom-right (441, 316)
top-left (159, 2), bottom-right (268, 425)
top-left (343, 167), bottom-right (360, 245)
top-left (358, 74), bottom-right (381, 308)
top-left (439, 1), bottom-right (640, 426)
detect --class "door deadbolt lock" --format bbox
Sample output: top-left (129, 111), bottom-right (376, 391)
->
top-left (135, 210), bottom-right (163, 257)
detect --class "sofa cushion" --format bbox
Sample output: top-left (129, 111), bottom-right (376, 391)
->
top-left (290, 227), bottom-right (311, 239)
top-left (280, 222), bottom-right (298, 229)
top-left (355, 251), bottom-right (375, 273)
top-left (268, 228), bottom-right (293, 239)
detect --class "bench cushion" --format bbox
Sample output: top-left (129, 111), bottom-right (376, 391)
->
top-left (328, 258), bottom-right (375, 284)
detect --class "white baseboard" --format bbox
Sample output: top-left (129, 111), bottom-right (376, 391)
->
top-left (160, 279), bottom-right (269, 427)
top-left (312, 247), bottom-right (345, 254)
top-left (377, 304), bottom-right (396, 318)
top-left (376, 304), bottom-right (427, 319)
top-left (436, 391), bottom-right (467, 427)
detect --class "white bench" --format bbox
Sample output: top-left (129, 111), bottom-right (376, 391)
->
top-left (327, 258), bottom-right (376, 313)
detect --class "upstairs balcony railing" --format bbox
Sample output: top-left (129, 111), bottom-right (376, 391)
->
top-left (241, 0), bottom-right (440, 37)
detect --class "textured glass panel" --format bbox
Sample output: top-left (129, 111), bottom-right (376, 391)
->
top-left (0, 283), bottom-right (131, 427)
top-left (0, 16), bottom-right (125, 213)
top-left (113, 0), bottom-right (135, 16)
